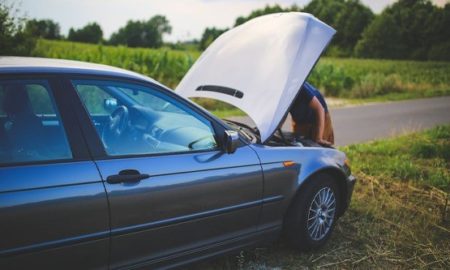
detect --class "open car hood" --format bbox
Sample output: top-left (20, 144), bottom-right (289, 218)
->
top-left (176, 12), bottom-right (335, 143)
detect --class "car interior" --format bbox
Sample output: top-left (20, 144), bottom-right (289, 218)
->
top-left (72, 81), bottom-right (218, 156)
top-left (0, 81), bottom-right (72, 164)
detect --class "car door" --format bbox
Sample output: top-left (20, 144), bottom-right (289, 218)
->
top-left (0, 76), bottom-right (109, 270)
top-left (68, 77), bottom-right (263, 269)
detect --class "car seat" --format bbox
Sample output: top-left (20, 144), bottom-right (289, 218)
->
top-left (2, 83), bottom-right (48, 162)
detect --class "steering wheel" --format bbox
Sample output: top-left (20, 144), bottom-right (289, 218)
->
top-left (102, 106), bottom-right (129, 149)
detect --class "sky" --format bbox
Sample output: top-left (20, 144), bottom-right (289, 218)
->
top-left (16, 0), bottom-right (448, 42)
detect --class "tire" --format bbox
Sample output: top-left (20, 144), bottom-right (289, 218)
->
top-left (283, 173), bottom-right (340, 251)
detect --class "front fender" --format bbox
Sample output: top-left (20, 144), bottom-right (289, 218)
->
top-left (248, 144), bottom-right (348, 228)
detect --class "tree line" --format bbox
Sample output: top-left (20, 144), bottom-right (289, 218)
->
top-left (200, 0), bottom-right (450, 61)
top-left (8, 16), bottom-right (172, 48)
top-left (1, 0), bottom-right (449, 61)
top-left (0, 0), bottom-right (172, 54)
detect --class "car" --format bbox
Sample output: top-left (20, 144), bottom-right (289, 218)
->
top-left (0, 13), bottom-right (355, 270)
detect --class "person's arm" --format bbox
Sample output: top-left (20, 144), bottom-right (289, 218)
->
top-left (309, 96), bottom-right (331, 146)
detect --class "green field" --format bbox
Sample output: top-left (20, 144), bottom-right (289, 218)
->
top-left (190, 126), bottom-right (450, 269)
top-left (32, 39), bottom-right (450, 114)
top-left (32, 39), bottom-right (200, 88)
top-left (312, 58), bottom-right (450, 100)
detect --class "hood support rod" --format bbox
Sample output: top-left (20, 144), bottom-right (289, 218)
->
top-left (277, 128), bottom-right (288, 144)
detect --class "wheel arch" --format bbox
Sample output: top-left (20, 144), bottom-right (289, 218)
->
top-left (294, 166), bottom-right (349, 217)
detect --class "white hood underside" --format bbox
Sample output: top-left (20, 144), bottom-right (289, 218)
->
top-left (176, 12), bottom-right (335, 143)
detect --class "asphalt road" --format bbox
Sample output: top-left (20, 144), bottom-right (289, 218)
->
top-left (231, 96), bottom-right (450, 146)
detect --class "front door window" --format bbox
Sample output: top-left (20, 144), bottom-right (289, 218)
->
top-left (72, 80), bottom-right (218, 156)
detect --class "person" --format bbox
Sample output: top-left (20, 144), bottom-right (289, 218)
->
top-left (290, 82), bottom-right (334, 146)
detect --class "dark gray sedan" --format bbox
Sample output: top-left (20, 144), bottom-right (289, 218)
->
top-left (0, 55), bottom-right (355, 269)
top-left (0, 11), bottom-right (356, 270)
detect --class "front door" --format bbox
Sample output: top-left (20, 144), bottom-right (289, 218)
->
top-left (70, 78), bottom-right (263, 268)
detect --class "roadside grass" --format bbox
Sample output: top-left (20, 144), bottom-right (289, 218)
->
top-left (190, 126), bottom-right (450, 269)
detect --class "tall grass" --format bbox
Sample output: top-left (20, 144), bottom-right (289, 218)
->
top-left (32, 39), bottom-right (450, 103)
top-left (32, 39), bottom-right (200, 88)
top-left (310, 58), bottom-right (450, 99)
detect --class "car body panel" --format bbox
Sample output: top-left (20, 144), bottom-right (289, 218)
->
top-left (95, 146), bottom-right (264, 268)
top-left (0, 56), bottom-right (162, 87)
top-left (0, 161), bottom-right (109, 270)
top-left (175, 12), bottom-right (336, 142)
top-left (249, 144), bottom-right (350, 224)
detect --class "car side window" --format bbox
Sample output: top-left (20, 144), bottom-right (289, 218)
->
top-left (71, 80), bottom-right (218, 156)
top-left (0, 80), bottom-right (72, 165)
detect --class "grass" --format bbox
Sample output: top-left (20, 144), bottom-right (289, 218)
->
top-left (211, 108), bottom-right (246, 118)
top-left (311, 58), bottom-right (450, 98)
top-left (189, 126), bottom-right (450, 269)
top-left (31, 39), bottom-right (200, 88)
top-left (31, 39), bottom-right (450, 117)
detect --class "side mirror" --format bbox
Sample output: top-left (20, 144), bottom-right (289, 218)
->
top-left (223, 130), bottom-right (240, 154)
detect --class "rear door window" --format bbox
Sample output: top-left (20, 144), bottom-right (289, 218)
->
top-left (0, 80), bottom-right (72, 164)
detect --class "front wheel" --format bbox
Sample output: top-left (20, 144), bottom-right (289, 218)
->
top-left (284, 173), bottom-right (340, 251)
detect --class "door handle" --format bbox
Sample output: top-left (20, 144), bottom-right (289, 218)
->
top-left (106, 169), bottom-right (150, 184)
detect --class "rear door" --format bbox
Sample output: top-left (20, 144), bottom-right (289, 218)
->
top-left (68, 77), bottom-right (263, 269)
top-left (0, 75), bottom-right (109, 270)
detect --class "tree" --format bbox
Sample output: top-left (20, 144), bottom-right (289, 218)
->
top-left (199, 27), bottom-right (227, 50)
top-left (355, 0), bottom-right (449, 60)
top-left (25, 19), bottom-right (61, 40)
top-left (354, 14), bottom-right (406, 59)
top-left (234, 4), bottom-right (300, 26)
top-left (230, 1), bottom-right (373, 56)
top-left (197, 4), bottom-right (299, 50)
top-left (68, 22), bottom-right (103, 44)
top-left (303, 0), bottom-right (346, 25)
top-left (428, 3), bottom-right (450, 60)
top-left (333, 1), bottom-right (374, 54)
top-left (304, 0), bottom-right (374, 56)
top-left (109, 15), bottom-right (171, 48)
top-left (0, 2), bottom-right (35, 55)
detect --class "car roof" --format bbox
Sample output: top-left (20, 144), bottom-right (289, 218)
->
top-left (0, 56), bottom-right (164, 87)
